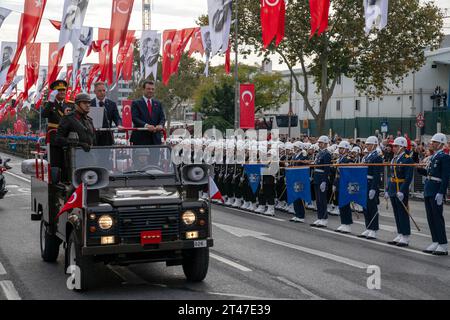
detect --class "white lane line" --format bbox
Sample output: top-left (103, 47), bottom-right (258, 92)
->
top-left (210, 253), bottom-right (252, 272)
top-left (275, 276), bottom-right (324, 300)
top-left (313, 227), bottom-right (433, 257)
top-left (106, 265), bottom-right (147, 285)
top-left (352, 221), bottom-right (431, 239)
top-left (4, 171), bottom-right (31, 184)
top-left (207, 292), bottom-right (289, 300)
top-left (0, 281), bottom-right (21, 300)
top-left (214, 205), bottom-right (285, 222)
top-left (0, 262), bottom-right (6, 275)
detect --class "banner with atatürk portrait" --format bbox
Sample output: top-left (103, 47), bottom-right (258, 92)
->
top-left (207, 0), bottom-right (232, 56)
top-left (140, 30), bottom-right (160, 81)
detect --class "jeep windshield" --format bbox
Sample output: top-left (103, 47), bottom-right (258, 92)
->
top-left (72, 146), bottom-right (175, 177)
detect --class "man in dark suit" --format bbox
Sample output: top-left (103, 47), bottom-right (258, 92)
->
top-left (90, 81), bottom-right (122, 146)
top-left (130, 80), bottom-right (166, 145)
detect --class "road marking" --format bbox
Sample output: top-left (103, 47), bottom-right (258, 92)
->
top-left (275, 276), bottom-right (324, 300)
top-left (210, 253), bottom-right (252, 272)
top-left (5, 171), bottom-right (31, 184)
top-left (106, 265), bottom-right (147, 285)
top-left (6, 185), bottom-right (19, 188)
top-left (213, 204), bottom-right (285, 222)
top-left (207, 292), bottom-right (289, 300)
top-left (313, 227), bottom-right (433, 257)
top-left (0, 262), bottom-right (6, 275)
top-left (0, 281), bottom-right (21, 300)
top-left (213, 222), bottom-right (369, 269)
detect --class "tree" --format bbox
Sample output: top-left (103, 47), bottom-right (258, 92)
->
top-left (236, 0), bottom-right (444, 134)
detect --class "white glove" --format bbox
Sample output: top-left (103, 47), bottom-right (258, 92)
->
top-left (320, 182), bottom-right (326, 193)
top-left (369, 189), bottom-right (376, 200)
top-left (396, 192), bottom-right (404, 202)
top-left (384, 192), bottom-right (389, 200)
top-left (48, 90), bottom-right (58, 102)
top-left (435, 193), bottom-right (444, 206)
top-left (332, 185), bottom-right (337, 193)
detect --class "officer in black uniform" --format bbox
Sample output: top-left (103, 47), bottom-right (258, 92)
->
top-left (42, 80), bottom-right (74, 169)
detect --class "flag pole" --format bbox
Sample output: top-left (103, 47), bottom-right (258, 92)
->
top-left (234, 0), bottom-right (240, 130)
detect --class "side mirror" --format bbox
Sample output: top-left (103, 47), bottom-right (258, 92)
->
top-left (21, 159), bottom-right (48, 175)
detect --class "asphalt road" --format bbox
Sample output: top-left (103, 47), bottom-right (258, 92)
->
top-left (0, 152), bottom-right (449, 300)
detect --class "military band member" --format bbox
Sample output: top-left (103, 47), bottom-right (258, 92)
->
top-left (311, 136), bottom-right (332, 228)
top-left (385, 137), bottom-right (414, 246)
top-left (418, 133), bottom-right (449, 255)
top-left (334, 141), bottom-right (354, 233)
top-left (290, 142), bottom-right (310, 223)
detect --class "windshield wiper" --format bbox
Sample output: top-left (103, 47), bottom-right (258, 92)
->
top-left (122, 170), bottom-right (156, 179)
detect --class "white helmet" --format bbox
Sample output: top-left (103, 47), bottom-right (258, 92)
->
top-left (431, 133), bottom-right (448, 145)
top-left (365, 136), bottom-right (378, 145)
top-left (318, 135), bottom-right (330, 144)
top-left (338, 141), bottom-right (351, 150)
top-left (303, 142), bottom-right (312, 150)
top-left (293, 141), bottom-right (303, 149)
top-left (285, 142), bottom-right (294, 150)
top-left (393, 137), bottom-right (407, 148)
top-left (351, 146), bottom-right (361, 153)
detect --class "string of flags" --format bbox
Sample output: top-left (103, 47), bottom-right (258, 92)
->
top-left (0, 0), bottom-right (390, 121)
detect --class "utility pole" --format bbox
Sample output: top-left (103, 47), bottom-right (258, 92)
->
top-left (234, 0), bottom-right (240, 130)
top-left (288, 73), bottom-right (293, 138)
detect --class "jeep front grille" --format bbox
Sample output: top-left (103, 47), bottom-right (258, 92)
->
top-left (118, 206), bottom-right (180, 244)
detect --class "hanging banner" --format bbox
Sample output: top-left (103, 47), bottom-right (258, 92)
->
top-left (0, 7), bottom-right (12, 30)
top-left (364, 0), bottom-right (389, 34)
top-left (140, 30), bottom-right (160, 81)
top-left (188, 27), bottom-right (204, 57)
top-left (207, 0), bottom-right (232, 56)
top-left (24, 43), bottom-right (41, 99)
top-left (122, 41), bottom-right (135, 82)
top-left (309, 0), bottom-right (330, 38)
top-left (72, 26), bottom-right (93, 88)
top-left (201, 26), bottom-right (212, 76)
top-left (116, 31), bottom-right (135, 81)
top-left (240, 84), bottom-right (256, 129)
top-left (171, 28), bottom-right (195, 75)
top-left (162, 29), bottom-right (176, 85)
top-left (48, 42), bottom-right (65, 86)
top-left (98, 28), bottom-right (114, 85)
top-left (109, 0), bottom-right (134, 48)
top-left (260, 0), bottom-right (285, 48)
top-left (58, 0), bottom-right (90, 49)
top-left (0, 42), bottom-right (17, 89)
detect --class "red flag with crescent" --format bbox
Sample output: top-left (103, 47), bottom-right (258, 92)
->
top-left (7, 0), bottom-right (47, 83)
top-left (171, 28), bottom-right (195, 74)
top-left (24, 43), bottom-right (41, 99)
top-left (162, 30), bottom-right (177, 85)
top-left (121, 100), bottom-right (133, 128)
top-left (109, 0), bottom-right (135, 48)
top-left (309, 0), bottom-right (330, 38)
top-left (86, 64), bottom-right (101, 93)
top-left (98, 28), bottom-right (114, 85)
top-left (240, 84), bottom-right (255, 129)
top-left (48, 42), bottom-right (64, 86)
top-left (116, 31), bottom-right (135, 82)
top-left (188, 28), bottom-right (204, 57)
top-left (260, 0), bottom-right (285, 48)
top-left (56, 183), bottom-right (84, 220)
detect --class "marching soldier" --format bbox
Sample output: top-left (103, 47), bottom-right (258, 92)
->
top-left (311, 136), bottom-right (332, 228)
top-left (334, 141), bottom-right (354, 233)
top-left (358, 136), bottom-right (383, 240)
top-left (385, 137), bottom-right (414, 246)
top-left (418, 133), bottom-right (449, 255)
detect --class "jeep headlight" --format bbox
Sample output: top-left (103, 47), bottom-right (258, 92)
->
top-left (182, 211), bottom-right (196, 225)
top-left (81, 170), bottom-right (98, 186)
top-left (98, 215), bottom-right (113, 230)
top-left (187, 167), bottom-right (205, 182)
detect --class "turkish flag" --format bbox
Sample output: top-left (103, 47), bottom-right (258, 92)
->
top-left (121, 100), bottom-right (133, 128)
top-left (87, 64), bottom-right (101, 93)
top-left (24, 43), bottom-right (41, 100)
top-left (225, 41), bottom-right (231, 74)
top-left (121, 42), bottom-right (135, 81)
top-left (188, 28), bottom-right (204, 57)
top-left (209, 177), bottom-right (223, 202)
top-left (162, 30), bottom-right (177, 85)
top-left (240, 84), bottom-right (255, 129)
top-left (260, 0), bottom-right (285, 48)
top-left (109, 0), bottom-right (135, 48)
top-left (7, 0), bottom-right (47, 83)
top-left (171, 28), bottom-right (195, 74)
top-left (56, 184), bottom-right (84, 220)
top-left (98, 28), bottom-right (114, 85)
top-left (309, 0), bottom-right (330, 38)
top-left (116, 31), bottom-right (135, 81)
top-left (48, 43), bottom-right (64, 86)
top-left (66, 65), bottom-right (73, 85)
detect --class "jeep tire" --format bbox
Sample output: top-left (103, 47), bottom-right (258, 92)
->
top-left (182, 247), bottom-right (209, 282)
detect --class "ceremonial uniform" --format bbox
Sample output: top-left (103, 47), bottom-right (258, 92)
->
top-left (312, 148), bottom-right (332, 223)
top-left (387, 152), bottom-right (414, 243)
top-left (418, 148), bottom-right (450, 254)
top-left (334, 154), bottom-right (354, 228)
top-left (292, 150), bottom-right (309, 221)
top-left (360, 149), bottom-right (383, 237)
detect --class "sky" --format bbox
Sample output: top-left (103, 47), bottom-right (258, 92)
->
top-left (0, 0), bottom-right (449, 80)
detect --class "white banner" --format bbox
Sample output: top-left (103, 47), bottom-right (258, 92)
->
top-left (34, 66), bottom-right (48, 103)
top-left (364, 0), bottom-right (389, 34)
top-left (207, 0), bottom-right (232, 56)
top-left (5, 75), bottom-right (23, 97)
top-left (0, 41), bottom-right (17, 88)
top-left (72, 26), bottom-right (93, 88)
top-left (140, 30), bottom-right (160, 81)
top-left (0, 7), bottom-right (12, 30)
top-left (58, 0), bottom-right (90, 50)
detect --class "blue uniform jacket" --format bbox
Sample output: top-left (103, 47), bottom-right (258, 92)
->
top-left (313, 149), bottom-right (331, 185)
top-left (362, 150), bottom-right (383, 191)
top-left (418, 150), bottom-right (450, 197)
top-left (387, 152), bottom-right (414, 197)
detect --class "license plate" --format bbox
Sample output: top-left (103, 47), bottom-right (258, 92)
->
top-left (193, 240), bottom-right (207, 248)
top-left (140, 230), bottom-right (162, 245)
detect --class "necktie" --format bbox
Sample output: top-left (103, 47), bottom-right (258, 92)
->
top-left (147, 99), bottom-right (152, 119)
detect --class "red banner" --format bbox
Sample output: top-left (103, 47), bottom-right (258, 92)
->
top-left (309, 0), bottom-right (330, 38)
top-left (24, 43), bottom-right (41, 99)
top-left (86, 64), bottom-right (101, 93)
top-left (116, 31), bottom-right (135, 81)
top-left (240, 84), bottom-right (255, 129)
top-left (260, 0), bottom-right (285, 48)
top-left (109, 0), bottom-right (135, 48)
top-left (121, 41), bottom-right (135, 81)
top-left (188, 28), bottom-right (204, 57)
top-left (98, 28), bottom-right (114, 85)
top-left (7, 0), bottom-right (47, 83)
top-left (162, 30), bottom-right (177, 85)
top-left (48, 43), bottom-right (64, 86)
top-left (121, 100), bottom-right (133, 128)
top-left (171, 28), bottom-right (195, 74)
